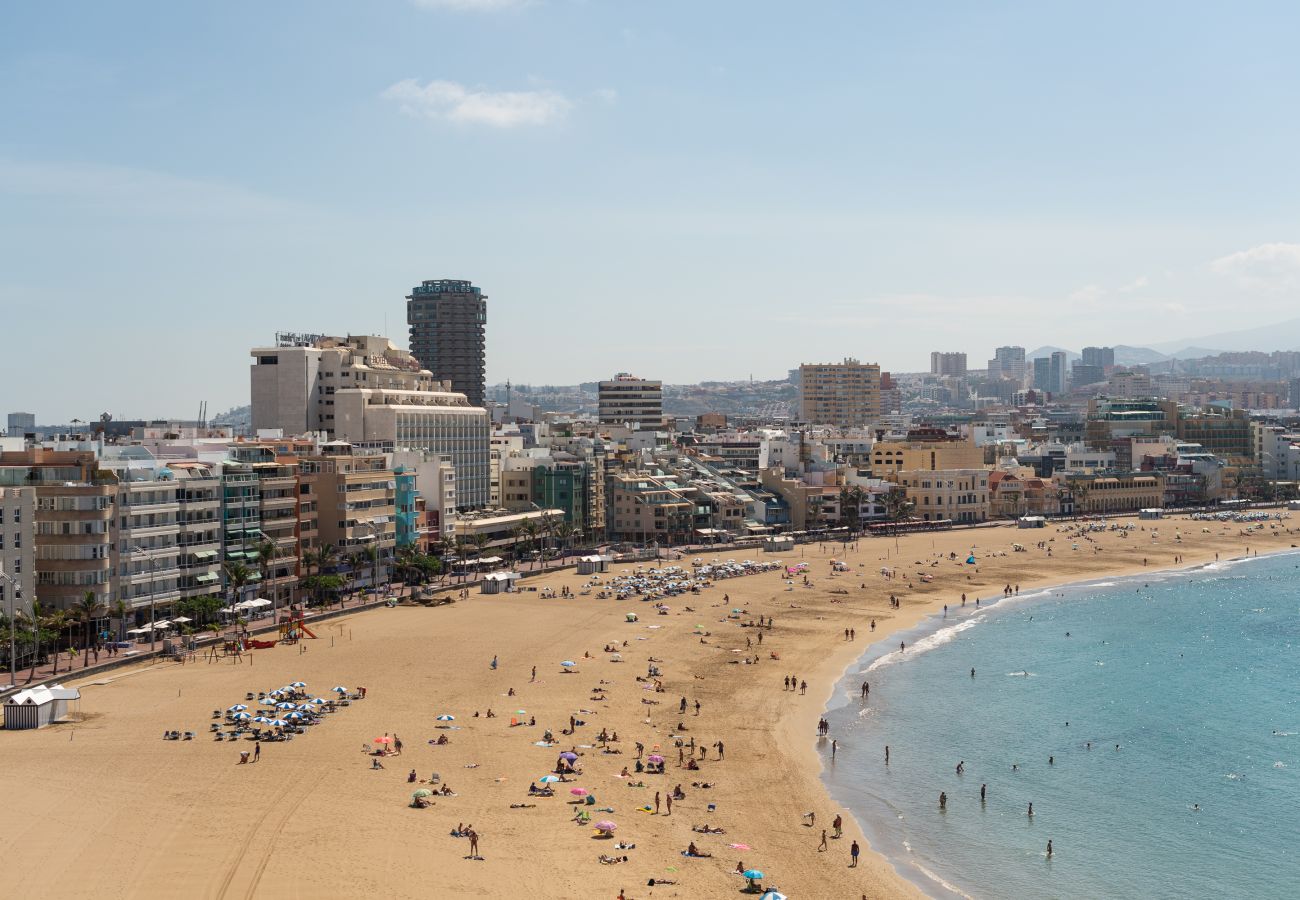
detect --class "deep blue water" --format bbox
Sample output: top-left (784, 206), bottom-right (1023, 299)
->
top-left (821, 552), bottom-right (1300, 899)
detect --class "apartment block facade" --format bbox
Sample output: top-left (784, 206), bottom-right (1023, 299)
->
top-left (406, 278), bottom-right (488, 408)
top-left (798, 359), bottom-right (882, 427)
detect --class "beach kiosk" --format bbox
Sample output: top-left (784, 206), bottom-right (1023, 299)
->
top-left (480, 571), bottom-right (520, 594)
top-left (577, 554), bottom-right (612, 575)
top-left (1139, 508), bottom-right (1164, 520)
top-left (1017, 516), bottom-right (1047, 529)
top-left (763, 535), bottom-right (795, 553)
top-left (3, 683), bottom-right (80, 730)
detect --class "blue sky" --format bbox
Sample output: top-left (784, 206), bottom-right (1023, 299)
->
top-left (4, 1), bottom-right (1300, 422)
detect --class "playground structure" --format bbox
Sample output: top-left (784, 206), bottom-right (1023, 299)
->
top-left (279, 607), bottom-right (318, 643)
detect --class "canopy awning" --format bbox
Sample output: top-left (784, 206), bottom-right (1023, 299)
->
top-left (192, 550), bottom-right (218, 560)
top-left (195, 573), bottom-right (219, 584)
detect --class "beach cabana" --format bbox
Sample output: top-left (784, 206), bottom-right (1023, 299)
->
top-left (1139, 508), bottom-right (1163, 520)
top-left (480, 571), bottom-right (520, 594)
top-left (577, 555), bottom-right (612, 575)
top-left (3, 683), bottom-right (80, 730)
top-left (1017, 516), bottom-right (1046, 529)
top-left (763, 535), bottom-right (794, 553)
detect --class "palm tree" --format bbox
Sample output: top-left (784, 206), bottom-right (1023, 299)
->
top-left (76, 591), bottom-right (103, 667)
top-left (111, 598), bottom-right (129, 642)
top-left (253, 536), bottom-right (284, 618)
top-left (555, 521), bottom-right (576, 559)
top-left (223, 561), bottom-right (253, 615)
top-left (519, 520), bottom-right (540, 569)
top-left (359, 543), bottom-right (381, 596)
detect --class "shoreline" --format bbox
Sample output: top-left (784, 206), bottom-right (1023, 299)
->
top-left (2, 513), bottom-right (1297, 898)
top-left (803, 533), bottom-right (1300, 900)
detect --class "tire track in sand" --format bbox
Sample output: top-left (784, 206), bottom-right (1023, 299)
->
top-left (212, 770), bottom-right (323, 900)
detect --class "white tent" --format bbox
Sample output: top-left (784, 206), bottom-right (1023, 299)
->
top-left (577, 555), bottom-right (612, 575)
top-left (480, 571), bottom-right (520, 594)
top-left (3, 683), bottom-right (80, 730)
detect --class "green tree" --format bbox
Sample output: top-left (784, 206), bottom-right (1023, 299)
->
top-left (76, 591), bottom-right (104, 666)
top-left (223, 561), bottom-right (254, 612)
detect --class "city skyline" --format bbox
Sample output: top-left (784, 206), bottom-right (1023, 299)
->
top-left (6, 2), bottom-right (1300, 422)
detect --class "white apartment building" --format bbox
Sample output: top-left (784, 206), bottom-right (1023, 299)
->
top-left (101, 448), bottom-right (183, 619)
top-left (251, 333), bottom-right (490, 509)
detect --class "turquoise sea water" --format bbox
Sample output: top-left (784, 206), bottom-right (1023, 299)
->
top-left (821, 552), bottom-right (1300, 899)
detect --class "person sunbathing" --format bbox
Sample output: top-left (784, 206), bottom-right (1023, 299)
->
top-left (598, 854), bottom-right (628, 865)
top-left (684, 842), bottom-right (712, 858)
top-left (509, 803), bottom-right (536, 809)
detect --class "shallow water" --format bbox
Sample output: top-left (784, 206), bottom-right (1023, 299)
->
top-left (822, 553), bottom-right (1300, 899)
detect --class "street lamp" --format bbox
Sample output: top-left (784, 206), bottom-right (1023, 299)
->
top-left (130, 546), bottom-right (158, 651)
top-left (0, 567), bottom-right (23, 689)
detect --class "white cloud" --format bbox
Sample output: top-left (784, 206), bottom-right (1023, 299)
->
top-left (592, 87), bottom-right (618, 104)
top-left (382, 79), bottom-right (571, 127)
top-left (1210, 242), bottom-right (1300, 291)
top-left (411, 0), bottom-right (529, 11)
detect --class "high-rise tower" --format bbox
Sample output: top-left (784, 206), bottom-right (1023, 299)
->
top-left (406, 278), bottom-right (487, 408)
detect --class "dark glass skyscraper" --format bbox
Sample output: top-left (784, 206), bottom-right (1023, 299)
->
top-left (406, 278), bottom-right (487, 408)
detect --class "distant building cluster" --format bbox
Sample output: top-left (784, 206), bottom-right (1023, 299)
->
top-left (8, 291), bottom-right (1300, 673)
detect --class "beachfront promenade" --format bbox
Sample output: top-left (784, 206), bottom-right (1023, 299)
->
top-left (1, 513), bottom-right (1295, 899)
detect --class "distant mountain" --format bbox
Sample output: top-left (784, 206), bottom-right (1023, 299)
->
top-left (1111, 345), bottom-right (1169, 367)
top-left (1026, 346), bottom-right (1079, 363)
top-left (1150, 316), bottom-right (1300, 356)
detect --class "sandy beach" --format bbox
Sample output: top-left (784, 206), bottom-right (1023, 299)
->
top-left (2, 513), bottom-right (1296, 899)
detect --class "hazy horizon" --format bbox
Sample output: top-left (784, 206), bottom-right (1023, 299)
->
top-left (5, 1), bottom-right (1300, 422)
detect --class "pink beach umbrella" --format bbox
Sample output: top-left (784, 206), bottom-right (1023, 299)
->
top-left (647, 754), bottom-right (664, 764)
top-left (594, 820), bottom-right (617, 833)
top-left (728, 842), bottom-right (752, 851)
top-left (570, 787), bottom-right (589, 796)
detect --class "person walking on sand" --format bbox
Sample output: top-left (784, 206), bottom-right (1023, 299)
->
top-left (850, 840), bottom-right (860, 867)
top-left (654, 791), bottom-right (661, 814)
top-left (784, 676), bottom-right (790, 691)
top-left (468, 829), bottom-right (479, 858)
top-left (818, 829), bottom-right (828, 851)
top-left (530, 665), bottom-right (536, 682)
top-left (800, 680), bottom-right (807, 695)
top-left (666, 793), bottom-right (672, 815)
top-left (490, 655), bottom-right (498, 670)
top-left (254, 742), bottom-right (261, 762)
top-left (833, 814), bottom-right (842, 838)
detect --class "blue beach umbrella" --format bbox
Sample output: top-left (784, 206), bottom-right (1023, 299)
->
top-left (760, 892), bottom-right (786, 900)
top-left (310, 697), bottom-right (328, 705)
top-left (332, 686), bottom-right (349, 694)
top-left (232, 712), bottom-right (252, 721)
top-left (539, 775), bottom-right (560, 783)
top-left (276, 702), bottom-right (297, 710)
top-left (252, 716), bottom-right (273, 724)
top-left (290, 681), bottom-right (307, 688)
top-left (269, 719), bottom-right (289, 727)
top-left (560, 661), bottom-right (576, 668)
top-left (228, 704), bottom-right (249, 712)
top-left (435, 714), bottom-right (455, 721)
top-left (742, 869), bottom-right (765, 880)
top-left (296, 704), bottom-right (315, 712)
top-left (259, 698), bottom-right (278, 706)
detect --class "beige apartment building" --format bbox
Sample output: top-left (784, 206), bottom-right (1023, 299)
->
top-left (598, 374), bottom-right (664, 429)
top-left (893, 468), bottom-right (991, 523)
top-left (1055, 471), bottom-right (1164, 514)
top-left (798, 359), bottom-right (881, 427)
top-left (872, 435), bottom-right (983, 475)
top-left (251, 333), bottom-right (490, 509)
top-left (0, 450), bottom-right (114, 612)
top-left (0, 486), bottom-right (37, 622)
top-left (299, 444), bottom-right (396, 590)
top-left (605, 473), bottom-right (695, 544)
